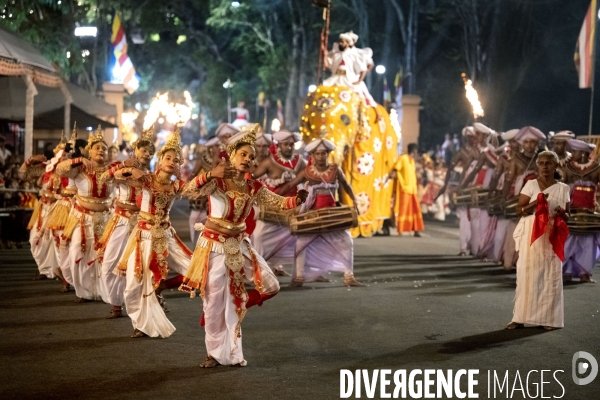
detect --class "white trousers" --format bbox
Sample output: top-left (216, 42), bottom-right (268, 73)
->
top-left (123, 228), bottom-right (191, 338)
top-left (457, 207), bottom-right (471, 253)
top-left (189, 209), bottom-right (207, 243)
top-left (252, 220), bottom-right (296, 271)
top-left (99, 215), bottom-right (133, 306)
top-left (293, 230), bottom-right (354, 282)
top-left (203, 244), bottom-right (279, 366)
top-left (29, 203), bottom-right (58, 278)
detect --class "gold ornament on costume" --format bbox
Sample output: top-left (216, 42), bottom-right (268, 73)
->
top-left (133, 125), bottom-right (155, 149)
top-left (53, 130), bottom-right (67, 154)
top-left (157, 128), bottom-right (183, 163)
top-left (85, 125), bottom-right (106, 150)
top-left (227, 123), bottom-right (258, 158)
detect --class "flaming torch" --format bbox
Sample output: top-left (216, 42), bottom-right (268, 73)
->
top-left (461, 73), bottom-right (484, 119)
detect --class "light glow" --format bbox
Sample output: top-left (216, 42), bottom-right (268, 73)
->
top-left (375, 65), bottom-right (386, 75)
top-left (308, 85), bottom-right (317, 93)
top-left (271, 118), bottom-right (281, 133)
top-left (74, 26), bottom-right (97, 37)
top-left (143, 91), bottom-right (197, 130)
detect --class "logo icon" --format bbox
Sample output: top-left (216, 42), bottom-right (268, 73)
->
top-left (572, 351), bottom-right (598, 385)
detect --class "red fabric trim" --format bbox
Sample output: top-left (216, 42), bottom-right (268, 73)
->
top-left (314, 194), bottom-right (336, 209)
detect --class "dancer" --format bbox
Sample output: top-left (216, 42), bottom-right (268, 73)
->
top-left (562, 139), bottom-right (599, 283)
top-left (507, 151), bottom-right (569, 330)
top-left (21, 133), bottom-right (68, 279)
top-left (55, 126), bottom-right (115, 302)
top-left (279, 138), bottom-right (363, 287)
top-left (115, 129), bottom-right (193, 338)
top-left (251, 130), bottom-right (306, 275)
top-left (96, 127), bottom-right (156, 319)
top-left (179, 125), bottom-right (307, 367)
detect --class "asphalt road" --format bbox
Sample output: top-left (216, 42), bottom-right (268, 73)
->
top-left (0, 203), bottom-right (598, 400)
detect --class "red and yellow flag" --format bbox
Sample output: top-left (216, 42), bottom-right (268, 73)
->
top-left (575, 0), bottom-right (597, 88)
top-left (111, 14), bottom-right (139, 94)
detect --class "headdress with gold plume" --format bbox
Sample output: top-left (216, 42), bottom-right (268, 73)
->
top-left (53, 130), bottom-right (67, 154)
top-left (157, 128), bottom-right (183, 163)
top-left (132, 125), bottom-right (155, 150)
top-left (85, 125), bottom-right (106, 150)
top-left (226, 123), bottom-right (258, 158)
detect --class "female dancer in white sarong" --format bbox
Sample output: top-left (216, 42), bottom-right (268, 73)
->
top-left (507, 151), bottom-right (570, 330)
top-left (179, 125), bottom-right (307, 367)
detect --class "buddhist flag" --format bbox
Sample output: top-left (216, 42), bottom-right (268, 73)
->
top-left (111, 13), bottom-right (139, 94)
top-left (575, 0), bottom-right (597, 89)
top-left (393, 66), bottom-right (403, 125)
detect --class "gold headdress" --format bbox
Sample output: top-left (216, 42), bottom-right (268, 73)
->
top-left (85, 125), bottom-right (106, 150)
top-left (132, 125), bottom-right (155, 149)
top-left (157, 128), bottom-right (183, 163)
top-left (227, 123), bottom-right (258, 158)
top-left (53, 130), bottom-right (67, 154)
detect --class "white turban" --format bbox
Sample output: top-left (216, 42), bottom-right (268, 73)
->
top-left (550, 130), bottom-right (575, 141)
top-left (204, 136), bottom-right (220, 147)
top-left (568, 139), bottom-right (596, 153)
top-left (255, 133), bottom-right (272, 145)
top-left (273, 130), bottom-right (301, 142)
top-left (226, 130), bottom-right (247, 146)
top-left (339, 31), bottom-right (358, 45)
top-left (515, 126), bottom-right (545, 143)
top-left (215, 123), bottom-right (240, 138)
top-left (501, 129), bottom-right (519, 141)
top-left (462, 126), bottom-right (475, 137)
top-left (305, 139), bottom-right (336, 153)
top-left (473, 122), bottom-right (494, 135)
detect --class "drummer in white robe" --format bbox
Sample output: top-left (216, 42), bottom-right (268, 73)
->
top-left (324, 31), bottom-right (376, 107)
top-left (507, 151), bottom-right (570, 330)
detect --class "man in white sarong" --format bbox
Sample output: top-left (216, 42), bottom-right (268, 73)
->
top-left (499, 126), bottom-right (545, 270)
top-left (278, 139), bottom-right (363, 287)
top-left (324, 31), bottom-right (376, 107)
top-left (508, 151), bottom-right (569, 330)
top-left (562, 139), bottom-right (600, 283)
top-left (487, 129), bottom-right (520, 263)
top-left (251, 130), bottom-right (306, 276)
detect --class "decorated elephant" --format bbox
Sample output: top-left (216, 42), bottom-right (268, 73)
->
top-left (299, 85), bottom-right (401, 237)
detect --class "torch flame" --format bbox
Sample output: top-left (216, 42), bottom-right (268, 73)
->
top-left (271, 118), bottom-right (281, 133)
top-left (462, 73), bottom-right (484, 119)
top-left (143, 91), bottom-right (196, 130)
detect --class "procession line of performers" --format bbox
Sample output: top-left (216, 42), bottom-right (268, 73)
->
top-left (438, 124), bottom-right (598, 329)
top-left (23, 121), bottom-right (365, 367)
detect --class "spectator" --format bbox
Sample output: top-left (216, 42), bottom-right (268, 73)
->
top-left (0, 136), bottom-right (12, 169)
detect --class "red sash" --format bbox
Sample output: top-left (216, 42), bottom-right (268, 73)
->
top-left (530, 193), bottom-right (569, 261)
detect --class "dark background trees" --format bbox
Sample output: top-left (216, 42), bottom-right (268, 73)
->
top-left (1, 0), bottom-right (595, 149)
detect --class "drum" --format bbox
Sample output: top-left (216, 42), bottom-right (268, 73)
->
top-left (504, 196), bottom-right (519, 219)
top-left (452, 188), bottom-right (472, 207)
top-left (567, 209), bottom-right (600, 234)
top-left (472, 188), bottom-right (489, 208)
top-left (486, 195), bottom-right (504, 216)
top-left (289, 206), bottom-right (358, 235)
top-left (258, 206), bottom-right (296, 226)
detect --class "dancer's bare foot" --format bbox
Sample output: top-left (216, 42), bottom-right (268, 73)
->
top-left (506, 322), bottom-right (524, 330)
top-left (107, 308), bottom-right (123, 319)
top-left (344, 275), bottom-right (365, 287)
top-left (543, 326), bottom-right (558, 331)
top-left (274, 266), bottom-right (290, 277)
top-left (290, 280), bottom-right (304, 288)
top-left (199, 355), bottom-right (220, 368)
top-left (156, 293), bottom-right (169, 313)
top-left (33, 272), bottom-right (48, 281)
top-left (59, 284), bottom-right (72, 293)
top-left (131, 329), bottom-right (147, 338)
top-left (414, 231), bottom-right (422, 238)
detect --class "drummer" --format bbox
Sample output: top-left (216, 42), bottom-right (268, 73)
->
top-left (278, 139), bottom-right (363, 287)
top-left (456, 122), bottom-right (498, 259)
top-left (437, 126), bottom-right (479, 256)
top-left (498, 126), bottom-right (545, 270)
top-left (562, 139), bottom-right (599, 283)
top-left (549, 130), bottom-right (575, 179)
top-left (251, 130), bottom-right (306, 276)
top-left (487, 129), bottom-right (520, 263)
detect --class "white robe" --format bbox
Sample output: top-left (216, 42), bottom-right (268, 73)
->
top-left (512, 180), bottom-right (570, 328)
top-left (29, 202), bottom-right (58, 278)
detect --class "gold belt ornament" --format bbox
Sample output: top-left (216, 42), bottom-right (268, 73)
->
top-left (76, 195), bottom-right (112, 205)
top-left (207, 216), bottom-right (246, 231)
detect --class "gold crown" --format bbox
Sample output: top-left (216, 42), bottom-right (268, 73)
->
top-left (69, 122), bottom-right (77, 144)
top-left (133, 125), bottom-right (155, 149)
top-left (227, 123), bottom-right (258, 158)
top-left (157, 128), bottom-right (183, 163)
top-left (53, 130), bottom-right (67, 154)
top-left (85, 125), bottom-right (105, 150)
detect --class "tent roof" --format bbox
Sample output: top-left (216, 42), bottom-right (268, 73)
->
top-left (0, 76), bottom-right (117, 129)
top-left (0, 28), bottom-right (55, 72)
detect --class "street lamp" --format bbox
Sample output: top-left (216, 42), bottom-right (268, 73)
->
top-left (375, 65), bottom-right (386, 75)
top-left (231, 1), bottom-right (240, 7)
top-left (308, 84), bottom-right (317, 93)
top-left (74, 26), bottom-right (97, 37)
top-left (223, 78), bottom-right (235, 123)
